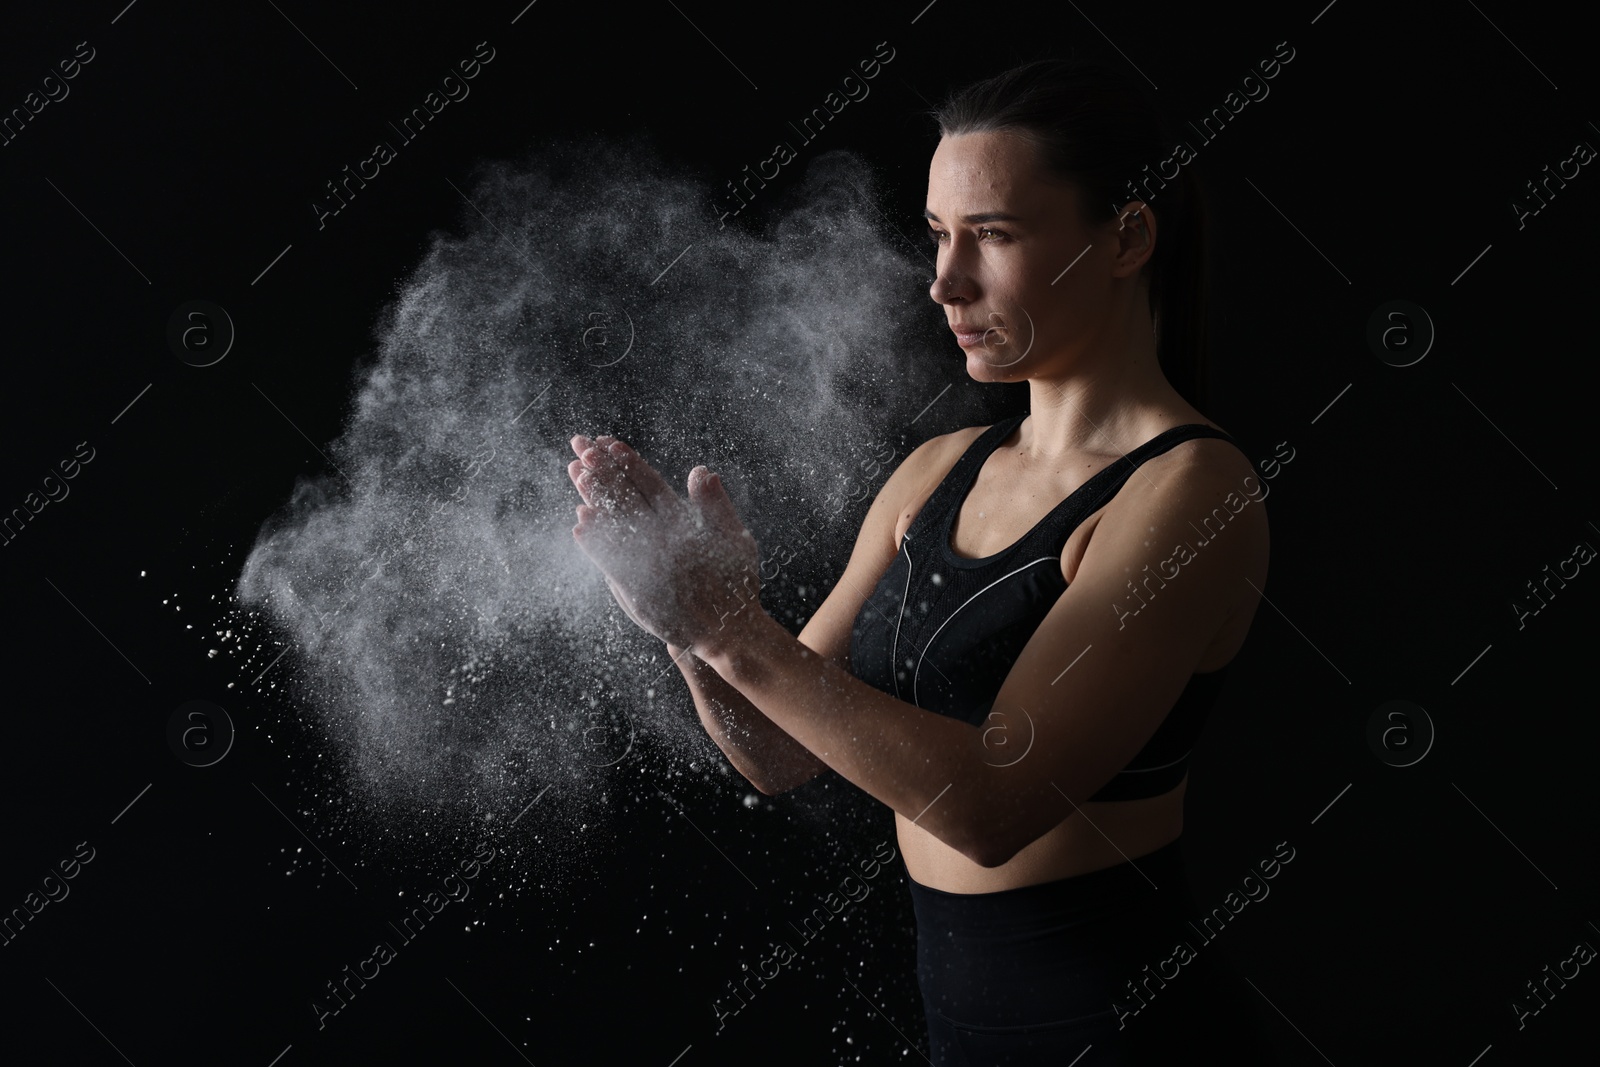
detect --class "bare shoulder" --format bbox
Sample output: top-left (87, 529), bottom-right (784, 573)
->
top-left (793, 423), bottom-right (995, 669)
top-left (1139, 426), bottom-right (1259, 489)
top-left (894, 422), bottom-right (988, 480)
top-left (881, 423), bottom-right (992, 536)
top-left (1095, 424), bottom-right (1271, 572)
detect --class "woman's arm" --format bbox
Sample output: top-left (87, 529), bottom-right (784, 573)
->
top-left (668, 641), bottom-right (828, 795)
top-left (663, 433), bottom-right (961, 797)
top-left (694, 439), bottom-right (1268, 869)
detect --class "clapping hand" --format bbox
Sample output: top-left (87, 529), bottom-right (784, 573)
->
top-left (567, 434), bottom-right (761, 657)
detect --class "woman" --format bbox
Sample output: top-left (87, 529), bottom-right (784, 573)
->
top-left (567, 58), bottom-right (1270, 1065)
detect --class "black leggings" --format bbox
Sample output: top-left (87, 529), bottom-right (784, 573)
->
top-left (908, 837), bottom-right (1265, 1065)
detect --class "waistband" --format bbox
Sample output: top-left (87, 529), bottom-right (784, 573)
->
top-left (905, 838), bottom-right (1192, 935)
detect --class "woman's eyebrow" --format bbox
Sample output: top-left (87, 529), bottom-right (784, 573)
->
top-left (922, 209), bottom-right (1026, 224)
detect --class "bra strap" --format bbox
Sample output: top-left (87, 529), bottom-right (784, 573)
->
top-left (900, 414), bottom-right (1026, 545)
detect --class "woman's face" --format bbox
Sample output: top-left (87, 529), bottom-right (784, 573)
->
top-left (925, 130), bottom-right (1146, 380)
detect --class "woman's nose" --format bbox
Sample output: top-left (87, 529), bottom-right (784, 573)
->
top-left (930, 268), bottom-right (968, 305)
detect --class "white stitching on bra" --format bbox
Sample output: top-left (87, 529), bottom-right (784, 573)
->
top-left (912, 555), bottom-right (1059, 708)
top-left (889, 537), bottom-right (913, 700)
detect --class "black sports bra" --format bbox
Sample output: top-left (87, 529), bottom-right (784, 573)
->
top-left (848, 414), bottom-right (1237, 802)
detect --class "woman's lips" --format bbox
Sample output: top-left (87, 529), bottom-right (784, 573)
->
top-left (951, 323), bottom-right (995, 347)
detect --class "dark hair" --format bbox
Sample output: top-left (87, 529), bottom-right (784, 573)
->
top-left (931, 58), bottom-right (1211, 410)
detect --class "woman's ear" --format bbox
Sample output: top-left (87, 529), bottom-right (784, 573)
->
top-left (1109, 201), bottom-right (1156, 277)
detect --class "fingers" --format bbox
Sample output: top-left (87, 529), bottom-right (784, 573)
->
top-left (604, 573), bottom-right (648, 631)
top-left (572, 516), bottom-right (633, 606)
top-left (572, 503), bottom-right (633, 586)
top-left (604, 439), bottom-right (685, 518)
top-left (569, 434), bottom-right (686, 522)
top-left (568, 456), bottom-right (620, 509)
top-left (686, 465), bottom-right (745, 535)
top-left (570, 435), bottom-right (649, 515)
top-left (574, 513), bottom-right (667, 641)
top-left (568, 458), bottom-right (596, 504)
top-left (568, 435), bottom-right (610, 506)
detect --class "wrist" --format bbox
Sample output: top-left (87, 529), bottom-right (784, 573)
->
top-left (667, 642), bottom-right (701, 673)
top-left (697, 608), bottom-right (781, 686)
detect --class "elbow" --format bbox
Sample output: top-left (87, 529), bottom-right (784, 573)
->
top-left (949, 760), bottom-right (1051, 868)
top-left (752, 775), bottom-right (790, 797)
top-left (966, 847), bottom-right (1006, 869)
top-left (956, 809), bottom-right (1039, 869)
top-left (956, 823), bottom-right (1022, 869)
top-left (742, 765), bottom-right (788, 796)
top-left (949, 780), bottom-right (1030, 868)
top-left (967, 840), bottom-right (1019, 870)
top-left (723, 756), bottom-right (781, 796)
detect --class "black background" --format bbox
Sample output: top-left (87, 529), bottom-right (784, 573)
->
top-left (2, 1), bottom-right (1596, 1064)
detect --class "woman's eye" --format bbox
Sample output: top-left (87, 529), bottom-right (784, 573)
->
top-left (927, 228), bottom-right (1007, 244)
